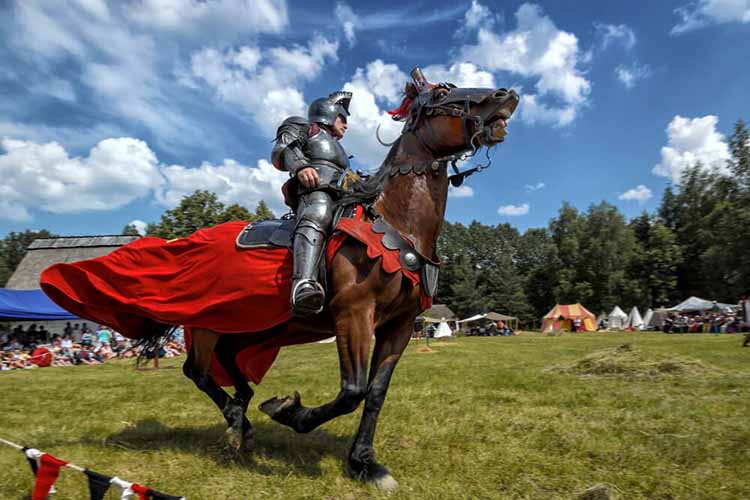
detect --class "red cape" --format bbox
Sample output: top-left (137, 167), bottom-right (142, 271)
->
top-left (40, 217), bottom-right (431, 385)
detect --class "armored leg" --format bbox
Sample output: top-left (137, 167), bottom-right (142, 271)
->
top-left (292, 190), bottom-right (334, 316)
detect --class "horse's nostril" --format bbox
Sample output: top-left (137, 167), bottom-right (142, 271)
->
top-left (493, 90), bottom-right (507, 99)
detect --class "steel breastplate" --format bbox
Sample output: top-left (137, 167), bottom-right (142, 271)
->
top-left (304, 128), bottom-right (349, 171)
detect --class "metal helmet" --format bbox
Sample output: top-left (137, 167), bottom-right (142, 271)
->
top-left (308, 91), bottom-right (352, 126)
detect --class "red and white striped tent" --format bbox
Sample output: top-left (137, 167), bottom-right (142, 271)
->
top-left (542, 303), bottom-right (596, 332)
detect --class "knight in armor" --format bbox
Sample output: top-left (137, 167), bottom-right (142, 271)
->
top-left (271, 91), bottom-right (353, 316)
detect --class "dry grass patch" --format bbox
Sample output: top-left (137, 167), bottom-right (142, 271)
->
top-left (548, 343), bottom-right (722, 378)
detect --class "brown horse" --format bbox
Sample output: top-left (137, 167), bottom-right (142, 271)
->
top-left (180, 76), bottom-right (519, 491)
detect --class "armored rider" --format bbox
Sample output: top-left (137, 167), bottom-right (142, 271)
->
top-left (271, 91), bottom-right (353, 317)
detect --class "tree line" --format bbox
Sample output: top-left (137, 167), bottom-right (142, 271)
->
top-left (1, 120), bottom-right (747, 326)
top-left (437, 119), bottom-right (749, 323)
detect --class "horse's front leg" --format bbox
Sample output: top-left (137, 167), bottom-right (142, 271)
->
top-left (347, 318), bottom-right (412, 492)
top-left (259, 309), bottom-right (372, 433)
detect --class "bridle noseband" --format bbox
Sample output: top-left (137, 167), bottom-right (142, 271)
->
top-left (397, 83), bottom-right (498, 187)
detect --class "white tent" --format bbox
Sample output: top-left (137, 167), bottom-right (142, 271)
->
top-left (642, 308), bottom-right (654, 329)
top-left (609, 306), bottom-right (628, 330)
top-left (668, 296), bottom-right (735, 313)
top-left (627, 306), bottom-right (644, 330)
top-left (434, 321), bottom-right (453, 338)
top-left (595, 312), bottom-right (607, 329)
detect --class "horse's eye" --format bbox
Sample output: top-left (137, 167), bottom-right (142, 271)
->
top-left (434, 88), bottom-right (449, 100)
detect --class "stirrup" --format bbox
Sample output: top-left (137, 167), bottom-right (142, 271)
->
top-left (291, 279), bottom-right (326, 316)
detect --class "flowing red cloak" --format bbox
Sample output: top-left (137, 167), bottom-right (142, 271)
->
top-left (40, 217), bottom-right (431, 385)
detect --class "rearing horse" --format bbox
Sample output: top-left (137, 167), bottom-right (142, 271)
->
top-left (42, 74), bottom-right (519, 491)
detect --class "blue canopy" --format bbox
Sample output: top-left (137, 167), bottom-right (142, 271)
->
top-left (0, 288), bottom-right (78, 320)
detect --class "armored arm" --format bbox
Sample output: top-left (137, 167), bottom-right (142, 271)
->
top-left (271, 116), bottom-right (311, 177)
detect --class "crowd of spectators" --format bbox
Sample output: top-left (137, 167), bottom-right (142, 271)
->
top-left (662, 311), bottom-right (749, 334)
top-left (0, 322), bottom-right (185, 371)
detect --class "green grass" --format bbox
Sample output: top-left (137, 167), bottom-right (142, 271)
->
top-left (1, 333), bottom-right (749, 499)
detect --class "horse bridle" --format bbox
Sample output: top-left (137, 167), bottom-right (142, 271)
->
top-left (397, 82), bottom-right (497, 187)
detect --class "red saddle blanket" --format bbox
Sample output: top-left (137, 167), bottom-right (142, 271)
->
top-left (40, 217), bottom-right (430, 385)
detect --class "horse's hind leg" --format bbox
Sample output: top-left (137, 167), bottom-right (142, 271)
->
top-left (183, 328), bottom-right (247, 451)
top-left (214, 335), bottom-right (255, 452)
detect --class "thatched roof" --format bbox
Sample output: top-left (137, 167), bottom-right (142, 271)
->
top-left (6, 235), bottom-right (139, 290)
top-left (422, 304), bottom-right (457, 320)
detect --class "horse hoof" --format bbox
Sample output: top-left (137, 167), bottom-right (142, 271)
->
top-left (373, 474), bottom-right (399, 492)
top-left (259, 391), bottom-right (300, 419)
top-left (224, 427), bottom-right (243, 452)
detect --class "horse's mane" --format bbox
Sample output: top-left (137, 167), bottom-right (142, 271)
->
top-left (336, 137), bottom-right (402, 207)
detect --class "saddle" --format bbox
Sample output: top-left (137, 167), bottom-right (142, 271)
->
top-left (235, 217), bottom-right (296, 249)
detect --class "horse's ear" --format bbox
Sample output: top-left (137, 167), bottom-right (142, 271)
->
top-left (404, 82), bottom-right (418, 100)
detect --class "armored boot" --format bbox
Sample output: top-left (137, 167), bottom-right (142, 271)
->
top-left (291, 191), bottom-right (333, 316)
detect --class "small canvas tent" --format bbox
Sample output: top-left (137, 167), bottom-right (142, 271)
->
top-left (434, 321), bottom-right (453, 338)
top-left (595, 312), bottom-right (608, 329)
top-left (648, 308), bottom-right (670, 329)
top-left (668, 296), bottom-right (735, 313)
top-left (626, 306), bottom-right (644, 330)
top-left (642, 308), bottom-right (653, 329)
top-left (608, 306), bottom-right (628, 330)
top-left (542, 304), bottom-right (596, 332)
top-left (485, 312), bottom-right (520, 331)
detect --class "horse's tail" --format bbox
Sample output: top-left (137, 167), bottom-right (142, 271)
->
top-left (133, 319), bottom-right (178, 368)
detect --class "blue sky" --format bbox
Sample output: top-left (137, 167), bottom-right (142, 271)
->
top-left (0, 0), bottom-right (748, 237)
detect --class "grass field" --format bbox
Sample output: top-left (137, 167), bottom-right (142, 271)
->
top-left (1, 333), bottom-right (749, 499)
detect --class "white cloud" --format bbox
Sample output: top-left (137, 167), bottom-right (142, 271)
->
top-left (335, 2), bottom-right (358, 47)
top-left (653, 115), bottom-right (731, 183)
top-left (6, 0), bottom-right (290, 150)
top-left (125, 0), bottom-right (288, 36)
top-left (498, 203), bottom-right (530, 216)
top-left (127, 219), bottom-right (148, 235)
top-left (188, 36), bottom-right (338, 135)
top-left (524, 182), bottom-right (546, 191)
top-left (615, 63), bottom-right (651, 88)
top-left (672, 0), bottom-right (750, 34)
top-left (422, 63), bottom-right (495, 88)
top-left (618, 185), bottom-right (653, 203)
top-left (456, 0), bottom-right (499, 37)
top-left (157, 159), bottom-right (288, 214)
top-left (0, 136), bottom-right (287, 221)
top-left (459, 3), bottom-right (590, 126)
top-left (340, 63), bottom-right (407, 169)
top-left (449, 185), bottom-right (475, 198)
top-left (29, 77), bottom-right (76, 102)
top-left (0, 137), bottom-right (162, 218)
top-left (329, 2), bottom-right (465, 47)
top-left (595, 23), bottom-right (637, 50)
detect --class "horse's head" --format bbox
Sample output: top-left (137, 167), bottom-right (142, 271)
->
top-left (394, 67), bottom-right (519, 157)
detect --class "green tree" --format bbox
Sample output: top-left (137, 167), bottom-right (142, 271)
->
top-left (254, 200), bottom-right (274, 221)
top-left (645, 222), bottom-right (682, 306)
top-left (122, 224), bottom-right (141, 236)
top-left (150, 190), bottom-right (227, 239)
top-left (217, 203), bottom-right (255, 223)
top-left (0, 229), bottom-right (55, 286)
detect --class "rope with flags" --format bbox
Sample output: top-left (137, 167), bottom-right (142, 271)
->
top-left (0, 437), bottom-right (185, 499)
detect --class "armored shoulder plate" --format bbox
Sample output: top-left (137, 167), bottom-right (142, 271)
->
top-left (303, 128), bottom-right (350, 171)
top-left (272, 116), bottom-right (311, 173)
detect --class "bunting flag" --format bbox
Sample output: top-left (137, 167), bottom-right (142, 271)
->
top-left (131, 482), bottom-right (150, 500)
top-left (22, 446), bottom-right (40, 475)
top-left (32, 453), bottom-right (68, 500)
top-left (2, 438), bottom-right (185, 499)
top-left (85, 469), bottom-right (112, 500)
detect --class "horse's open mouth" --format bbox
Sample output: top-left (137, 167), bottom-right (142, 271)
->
top-left (483, 109), bottom-right (512, 144)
